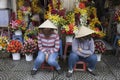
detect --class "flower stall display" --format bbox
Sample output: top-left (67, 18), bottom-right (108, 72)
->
top-left (94, 39), bottom-right (106, 61)
top-left (7, 40), bottom-right (23, 60)
top-left (22, 38), bottom-right (38, 61)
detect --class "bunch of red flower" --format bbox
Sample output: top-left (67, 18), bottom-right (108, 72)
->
top-left (22, 38), bottom-right (38, 55)
top-left (7, 40), bottom-right (23, 53)
top-left (94, 39), bottom-right (106, 54)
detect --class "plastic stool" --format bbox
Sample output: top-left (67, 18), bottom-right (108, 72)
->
top-left (74, 61), bottom-right (86, 71)
top-left (63, 42), bottom-right (72, 60)
top-left (41, 61), bottom-right (54, 71)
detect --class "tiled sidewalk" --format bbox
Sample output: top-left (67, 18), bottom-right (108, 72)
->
top-left (0, 55), bottom-right (119, 80)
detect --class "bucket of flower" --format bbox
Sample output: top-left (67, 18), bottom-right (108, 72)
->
top-left (7, 40), bottom-right (23, 60)
top-left (94, 39), bottom-right (106, 61)
top-left (22, 38), bottom-right (38, 61)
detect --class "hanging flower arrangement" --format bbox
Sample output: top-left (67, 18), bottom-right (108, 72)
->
top-left (22, 38), bottom-right (38, 55)
top-left (7, 40), bottom-right (23, 53)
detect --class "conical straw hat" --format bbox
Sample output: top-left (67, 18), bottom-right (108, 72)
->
top-left (75, 26), bottom-right (95, 38)
top-left (39, 19), bottom-right (57, 29)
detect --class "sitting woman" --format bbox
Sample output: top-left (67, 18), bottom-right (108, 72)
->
top-left (66, 26), bottom-right (97, 78)
top-left (31, 20), bottom-right (61, 75)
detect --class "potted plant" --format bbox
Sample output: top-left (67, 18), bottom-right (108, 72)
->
top-left (22, 38), bottom-right (38, 61)
top-left (7, 40), bottom-right (23, 60)
top-left (94, 39), bottom-right (106, 61)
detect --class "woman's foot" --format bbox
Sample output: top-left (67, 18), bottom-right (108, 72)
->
top-left (87, 68), bottom-right (96, 76)
top-left (31, 70), bottom-right (37, 75)
top-left (66, 70), bottom-right (73, 78)
top-left (66, 72), bottom-right (73, 78)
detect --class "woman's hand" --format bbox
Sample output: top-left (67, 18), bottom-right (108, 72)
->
top-left (45, 53), bottom-right (49, 61)
top-left (78, 48), bottom-right (82, 52)
top-left (44, 52), bottom-right (49, 62)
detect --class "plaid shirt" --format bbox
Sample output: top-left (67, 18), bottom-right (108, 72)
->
top-left (38, 33), bottom-right (60, 54)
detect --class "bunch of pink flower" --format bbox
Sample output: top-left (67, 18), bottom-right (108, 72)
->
top-left (20, 6), bottom-right (31, 15)
top-left (22, 38), bottom-right (38, 55)
top-left (10, 19), bottom-right (26, 31)
top-left (94, 40), bottom-right (106, 54)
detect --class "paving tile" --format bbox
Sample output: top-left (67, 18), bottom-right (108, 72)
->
top-left (0, 55), bottom-right (119, 80)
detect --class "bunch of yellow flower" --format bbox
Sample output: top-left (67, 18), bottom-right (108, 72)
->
top-left (66, 11), bottom-right (75, 24)
top-left (0, 36), bottom-right (8, 51)
top-left (17, 0), bottom-right (24, 20)
top-left (31, 0), bottom-right (41, 14)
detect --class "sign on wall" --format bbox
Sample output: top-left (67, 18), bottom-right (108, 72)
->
top-left (0, 9), bottom-right (10, 27)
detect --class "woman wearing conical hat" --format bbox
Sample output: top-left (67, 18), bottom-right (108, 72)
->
top-left (66, 26), bottom-right (97, 78)
top-left (31, 20), bottom-right (62, 75)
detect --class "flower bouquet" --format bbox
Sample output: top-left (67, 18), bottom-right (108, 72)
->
top-left (24, 27), bottom-right (39, 40)
top-left (0, 36), bottom-right (9, 58)
top-left (10, 19), bottom-right (27, 32)
top-left (7, 40), bottom-right (23, 53)
top-left (0, 36), bottom-right (8, 52)
top-left (94, 39), bottom-right (106, 54)
top-left (20, 6), bottom-right (31, 15)
top-left (61, 23), bottom-right (78, 35)
top-left (22, 38), bottom-right (38, 55)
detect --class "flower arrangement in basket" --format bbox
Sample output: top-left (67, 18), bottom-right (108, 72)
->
top-left (7, 40), bottom-right (23, 53)
top-left (94, 39), bottom-right (106, 54)
top-left (22, 38), bottom-right (38, 55)
top-left (10, 19), bottom-right (27, 32)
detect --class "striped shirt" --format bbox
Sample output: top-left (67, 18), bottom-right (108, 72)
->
top-left (38, 33), bottom-right (60, 54)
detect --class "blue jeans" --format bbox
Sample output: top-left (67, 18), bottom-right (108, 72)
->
top-left (33, 51), bottom-right (61, 70)
top-left (68, 52), bottom-right (97, 70)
